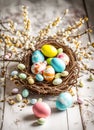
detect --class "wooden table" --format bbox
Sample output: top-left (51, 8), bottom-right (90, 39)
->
top-left (0, 0), bottom-right (94, 130)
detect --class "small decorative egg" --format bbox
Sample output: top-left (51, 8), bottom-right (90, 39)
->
top-left (41, 44), bottom-right (57, 57)
top-left (19, 73), bottom-right (27, 80)
top-left (46, 58), bottom-right (53, 64)
top-left (61, 71), bottom-right (69, 77)
top-left (57, 52), bottom-right (70, 65)
top-left (30, 98), bottom-right (37, 105)
top-left (11, 88), bottom-right (19, 95)
top-left (37, 118), bottom-right (46, 125)
top-left (56, 92), bottom-right (73, 110)
top-left (36, 74), bottom-right (44, 81)
top-left (22, 89), bottom-right (29, 98)
top-left (57, 48), bottom-right (63, 54)
top-left (50, 58), bottom-right (66, 72)
top-left (17, 63), bottom-right (26, 70)
top-left (43, 66), bottom-right (55, 81)
top-left (27, 76), bottom-right (34, 84)
top-left (32, 50), bottom-right (45, 63)
top-left (32, 102), bottom-right (51, 118)
top-left (16, 94), bottom-right (22, 102)
top-left (11, 71), bottom-right (18, 76)
top-left (53, 78), bottom-right (62, 85)
top-left (31, 61), bottom-right (47, 74)
top-left (55, 73), bottom-right (61, 78)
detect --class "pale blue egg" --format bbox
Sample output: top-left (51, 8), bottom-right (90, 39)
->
top-left (36, 74), bottom-right (44, 81)
top-left (32, 50), bottom-right (45, 63)
top-left (11, 70), bottom-right (18, 76)
top-left (56, 92), bottom-right (73, 110)
top-left (22, 89), bottom-right (29, 98)
top-left (50, 58), bottom-right (66, 72)
top-left (30, 98), bottom-right (37, 105)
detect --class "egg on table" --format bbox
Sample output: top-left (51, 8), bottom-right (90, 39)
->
top-left (32, 50), bottom-right (45, 63)
top-left (32, 102), bottom-right (51, 118)
top-left (56, 92), bottom-right (73, 110)
top-left (31, 61), bottom-right (47, 74)
top-left (50, 58), bottom-right (66, 72)
top-left (41, 44), bottom-right (57, 57)
top-left (43, 65), bottom-right (55, 81)
top-left (57, 52), bottom-right (70, 65)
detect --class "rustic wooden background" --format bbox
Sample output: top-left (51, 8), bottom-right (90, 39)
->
top-left (0, 0), bottom-right (94, 130)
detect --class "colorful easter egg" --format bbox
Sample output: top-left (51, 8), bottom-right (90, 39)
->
top-left (22, 89), bottom-right (29, 98)
top-left (57, 48), bottom-right (63, 54)
top-left (27, 76), bottom-right (35, 84)
top-left (11, 88), bottom-right (19, 95)
top-left (11, 70), bottom-right (18, 76)
top-left (16, 94), bottom-right (22, 102)
top-left (31, 61), bottom-right (47, 74)
top-left (17, 63), bottom-right (26, 70)
top-left (43, 66), bottom-right (55, 81)
top-left (36, 74), bottom-right (44, 81)
top-left (53, 78), bottom-right (62, 85)
top-left (37, 118), bottom-right (46, 125)
top-left (32, 102), bottom-right (51, 118)
top-left (56, 92), bottom-right (73, 110)
top-left (30, 98), bottom-right (37, 105)
top-left (46, 58), bottom-right (53, 64)
top-left (50, 58), bottom-right (66, 72)
top-left (32, 50), bottom-right (45, 63)
top-left (57, 52), bottom-right (69, 65)
top-left (41, 44), bottom-right (57, 57)
top-left (19, 73), bottom-right (27, 80)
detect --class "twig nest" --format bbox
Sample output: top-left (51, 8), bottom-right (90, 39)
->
top-left (11, 39), bottom-right (79, 95)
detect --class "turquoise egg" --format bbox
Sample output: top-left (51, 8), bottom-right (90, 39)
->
top-left (32, 50), bottom-right (45, 63)
top-left (11, 71), bottom-right (18, 76)
top-left (56, 92), bottom-right (73, 110)
top-left (50, 58), bottom-right (66, 72)
top-left (22, 89), bottom-right (29, 98)
top-left (36, 74), bottom-right (44, 81)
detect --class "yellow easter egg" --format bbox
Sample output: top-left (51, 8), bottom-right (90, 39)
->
top-left (41, 44), bottom-right (57, 57)
top-left (43, 66), bottom-right (55, 81)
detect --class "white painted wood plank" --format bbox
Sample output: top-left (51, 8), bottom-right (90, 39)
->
top-left (0, 62), bottom-right (4, 129)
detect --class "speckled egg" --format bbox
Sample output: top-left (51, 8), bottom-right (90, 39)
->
top-left (22, 89), bottom-right (29, 98)
top-left (57, 52), bottom-right (70, 65)
top-left (43, 66), bottom-right (55, 81)
top-left (56, 92), bottom-right (73, 110)
top-left (27, 76), bottom-right (35, 84)
top-left (11, 70), bottom-right (18, 76)
top-left (50, 58), bottom-right (66, 72)
top-left (32, 50), bottom-right (45, 63)
top-left (31, 61), bottom-right (47, 74)
top-left (53, 78), bottom-right (62, 85)
top-left (41, 44), bottom-right (57, 57)
top-left (36, 74), bottom-right (44, 81)
top-left (32, 102), bottom-right (51, 118)
top-left (37, 118), bottom-right (46, 125)
top-left (11, 88), bottom-right (19, 95)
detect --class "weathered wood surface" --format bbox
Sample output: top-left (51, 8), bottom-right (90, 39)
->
top-left (0, 0), bottom-right (94, 130)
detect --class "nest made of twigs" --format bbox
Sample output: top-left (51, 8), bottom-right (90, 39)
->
top-left (14, 38), bottom-right (79, 95)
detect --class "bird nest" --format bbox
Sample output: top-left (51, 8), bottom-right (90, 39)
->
top-left (13, 38), bottom-right (79, 95)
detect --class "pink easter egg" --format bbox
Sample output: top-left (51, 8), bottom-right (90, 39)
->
top-left (57, 52), bottom-right (69, 65)
top-left (32, 102), bottom-right (51, 118)
top-left (31, 61), bottom-right (47, 74)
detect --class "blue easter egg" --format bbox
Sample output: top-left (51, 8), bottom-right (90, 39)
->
top-left (32, 50), bottom-right (45, 63)
top-left (36, 74), bottom-right (44, 81)
top-left (11, 70), bottom-right (18, 76)
top-left (22, 89), bottom-right (29, 98)
top-left (50, 58), bottom-right (66, 72)
top-left (56, 92), bottom-right (73, 110)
